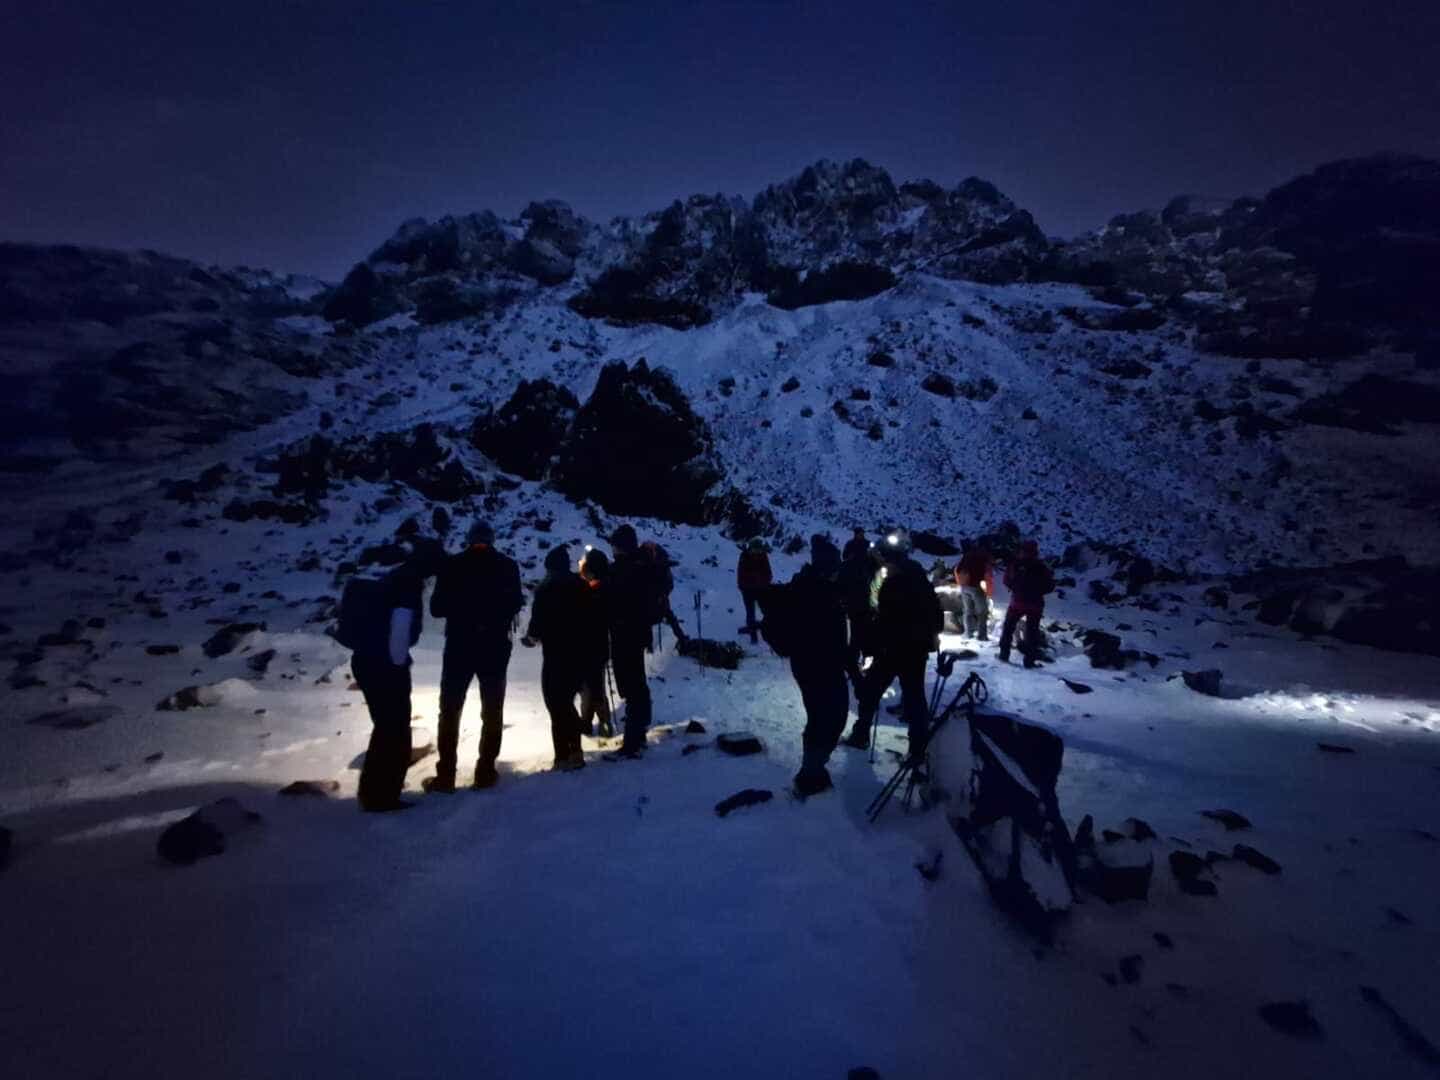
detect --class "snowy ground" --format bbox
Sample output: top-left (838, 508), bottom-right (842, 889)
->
top-left (3, 503), bottom-right (1439, 1078)
top-left (4, 277), bottom-right (1440, 1077)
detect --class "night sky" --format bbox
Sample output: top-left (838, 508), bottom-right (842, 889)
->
top-left (4, 0), bottom-right (1438, 279)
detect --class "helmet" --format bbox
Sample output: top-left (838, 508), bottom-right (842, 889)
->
top-left (878, 527), bottom-right (912, 559)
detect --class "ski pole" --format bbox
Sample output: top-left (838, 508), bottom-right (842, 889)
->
top-left (693, 589), bottom-right (704, 674)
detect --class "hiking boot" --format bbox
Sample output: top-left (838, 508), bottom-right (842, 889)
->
top-left (997, 650), bottom-right (1010, 664)
top-left (792, 768), bottom-right (834, 800)
top-left (472, 763), bottom-right (499, 789)
top-left (840, 729), bottom-right (870, 751)
top-left (422, 775), bottom-right (456, 795)
top-left (611, 744), bottom-right (645, 761)
top-left (556, 750), bottom-right (586, 772)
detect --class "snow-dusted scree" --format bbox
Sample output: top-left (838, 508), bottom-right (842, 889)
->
top-left (1, 156), bottom-right (1438, 1079)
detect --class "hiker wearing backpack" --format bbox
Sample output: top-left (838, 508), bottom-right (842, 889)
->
top-left (337, 560), bottom-right (426, 812)
top-left (999, 539), bottom-right (1054, 668)
top-left (953, 542), bottom-right (996, 641)
top-left (768, 534), bottom-right (850, 798)
top-left (736, 537), bottom-right (772, 644)
top-left (522, 544), bottom-right (589, 772)
top-left (577, 547), bottom-right (614, 739)
top-left (607, 524), bottom-right (658, 757)
top-left (642, 540), bottom-right (687, 647)
top-left (841, 528), bottom-right (943, 756)
top-left (425, 521), bottom-right (524, 792)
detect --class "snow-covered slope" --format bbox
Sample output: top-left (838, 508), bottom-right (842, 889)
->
top-left (2, 154), bottom-right (1440, 1079)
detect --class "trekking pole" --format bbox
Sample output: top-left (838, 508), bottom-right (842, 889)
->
top-left (693, 590), bottom-right (704, 674)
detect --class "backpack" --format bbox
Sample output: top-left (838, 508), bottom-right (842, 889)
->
top-left (758, 582), bottom-right (801, 659)
top-left (1008, 559), bottom-right (1054, 601)
top-left (639, 541), bottom-right (676, 625)
top-left (334, 576), bottom-right (394, 656)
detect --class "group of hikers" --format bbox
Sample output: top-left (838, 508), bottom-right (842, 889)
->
top-left (337, 519), bottom-right (1054, 812)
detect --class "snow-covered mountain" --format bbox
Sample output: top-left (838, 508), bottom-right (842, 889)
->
top-left (4, 156), bottom-right (1440, 1080)
top-left (2, 153), bottom-right (1438, 649)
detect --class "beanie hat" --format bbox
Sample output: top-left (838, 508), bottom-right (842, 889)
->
top-left (610, 524), bottom-right (638, 553)
top-left (468, 520), bottom-right (495, 545)
top-left (544, 544), bottom-right (571, 574)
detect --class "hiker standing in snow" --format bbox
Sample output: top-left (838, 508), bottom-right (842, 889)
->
top-left (607, 524), bottom-right (656, 757)
top-left (998, 539), bottom-right (1054, 668)
top-left (522, 545), bottom-right (589, 772)
top-left (842, 526), bottom-right (870, 563)
top-left (341, 560), bottom-right (426, 812)
top-left (953, 542), bottom-right (996, 641)
top-left (782, 535), bottom-right (850, 798)
top-left (577, 547), bottom-right (614, 739)
top-left (425, 521), bottom-right (524, 791)
top-left (736, 537), bottom-right (772, 644)
top-left (842, 528), bottom-right (943, 756)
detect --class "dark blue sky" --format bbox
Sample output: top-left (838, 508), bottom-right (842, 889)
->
top-left (3, 0), bottom-right (1437, 278)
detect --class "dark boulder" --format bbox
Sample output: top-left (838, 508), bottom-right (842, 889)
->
top-left (677, 637), bottom-right (745, 670)
top-left (1232, 843), bottom-right (1282, 874)
top-left (1201, 808), bottom-right (1252, 830)
top-left (552, 360), bottom-right (724, 524)
top-left (471, 378), bottom-right (579, 480)
top-left (714, 788), bottom-right (773, 817)
top-left (716, 732), bottom-right (764, 757)
top-left (279, 780), bottom-right (340, 797)
top-left (156, 798), bottom-right (261, 866)
top-left (1182, 669), bottom-right (1223, 697)
top-left (1081, 630), bottom-right (1126, 670)
top-left (1168, 850), bottom-right (1218, 896)
top-left (202, 622), bottom-right (266, 659)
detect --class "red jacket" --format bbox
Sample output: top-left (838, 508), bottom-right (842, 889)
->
top-left (1003, 557), bottom-right (1054, 615)
top-left (953, 550), bottom-right (995, 593)
top-left (737, 550), bottom-right (773, 591)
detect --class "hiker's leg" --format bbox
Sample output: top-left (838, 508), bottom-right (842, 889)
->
top-left (741, 590), bottom-right (757, 629)
top-left (435, 644), bottom-right (472, 782)
top-left (998, 608), bottom-right (1021, 660)
top-left (1022, 610), bottom-right (1042, 667)
top-left (899, 651), bottom-right (930, 756)
top-left (361, 661), bottom-right (413, 809)
top-left (475, 640), bottom-right (511, 768)
top-left (611, 636), bottom-right (650, 749)
top-left (852, 653), bottom-right (896, 741)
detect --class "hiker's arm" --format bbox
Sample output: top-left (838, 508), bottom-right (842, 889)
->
top-left (429, 570), bottom-right (448, 618)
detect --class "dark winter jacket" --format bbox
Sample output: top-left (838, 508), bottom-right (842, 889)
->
top-left (737, 549), bottom-right (773, 592)
top-left (842, 536), bottom-right (870, 562)
top-left (836, 551), bottom-right (877, 617)
top-left (526, 571), bottom-right (590, 662)
top-left (430, 544), bottom-right (523, 642)
top-left (579, 578), bottom-right (611, 667)
top-left (786, 562), bottom-right (849, 675)
top-left (607, 549), bottom-right (654, 642)
top-left (1003, 556), bottom-right (1055, 615)
top-left (874, 556), bottom-right (943, 656)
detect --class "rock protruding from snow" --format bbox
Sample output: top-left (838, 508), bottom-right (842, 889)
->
top-left (202, 622), bottom-right (267, 659)
top-left (676, 637), bottom-right (745, 670)
top-left (156, 798), bottom-right (262, 866)
top-left (1074, 815), bottom-right (1155, 903)
top-left (1182, 669), bottom-right (1223, 697)
top-left (157, 678), bottom-right (260, 712)
top-left (470, 378), bottom-right (578, 481)
top-left (714, 788), bottom-right (773, 817)
top-left (716, 732), bottom-right (764, 757)
top-left (552, 360), bottom-right (724, 524)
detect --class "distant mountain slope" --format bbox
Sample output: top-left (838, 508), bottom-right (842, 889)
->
top-left (1, 155), bottom-right (1437, 578)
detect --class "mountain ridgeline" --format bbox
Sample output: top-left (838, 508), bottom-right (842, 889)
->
top-left (323, 154), bottom-right (1440, 357)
